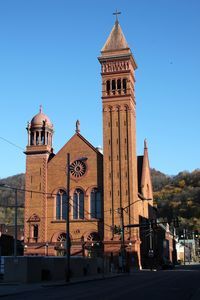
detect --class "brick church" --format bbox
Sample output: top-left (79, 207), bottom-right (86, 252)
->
top-left (24, 18), bottom-right (154, 269)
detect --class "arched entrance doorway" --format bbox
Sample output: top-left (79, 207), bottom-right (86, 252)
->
top-left (84, 232), bottom-right (102, 257)
top-left (55, 233), bottom-right (66, 256)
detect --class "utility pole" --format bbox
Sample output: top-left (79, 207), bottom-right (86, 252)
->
top-left (117, 198), bottom-right (152, 272)
top-left (148, 221), bottom-right (154, 270)
top-left (14, 189), bottom-right (18, 258)
top-left (66, 153), bottom-right (71, 282)
top-left (119, 207), bottom-right (125, 272)
top-left (149, 221), bottom-right (153, 251)
top-left (119, 208), bottom-right (125, 247)
top-left (183, 228), bottom-right (186, 265)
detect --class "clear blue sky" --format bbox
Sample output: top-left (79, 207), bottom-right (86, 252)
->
top-left (0, 0), bottom-right (200, 178)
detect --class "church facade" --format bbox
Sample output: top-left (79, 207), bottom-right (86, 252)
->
top-left (24, 19), bottom-right (154, 269)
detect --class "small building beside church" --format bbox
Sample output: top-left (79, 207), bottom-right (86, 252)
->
top-left (24, 18), bottom-right (155, 269)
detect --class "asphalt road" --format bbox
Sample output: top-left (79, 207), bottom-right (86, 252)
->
top-left (1, 264), bottom-right (200, 300)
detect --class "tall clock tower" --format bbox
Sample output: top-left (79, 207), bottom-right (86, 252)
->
top-left (99, 18), bottom-right (140, 257)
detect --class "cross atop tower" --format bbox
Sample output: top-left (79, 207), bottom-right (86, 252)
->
top-left (113, 9), bottom-right (121, 22)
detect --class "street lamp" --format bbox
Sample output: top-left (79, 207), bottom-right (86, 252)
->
top-left (118, 197), bottom-right (153, 271)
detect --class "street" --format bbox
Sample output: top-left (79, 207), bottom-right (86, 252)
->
top-left (1, 264), bottom-right (200, 300)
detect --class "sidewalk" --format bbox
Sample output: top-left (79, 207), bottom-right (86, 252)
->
top-left (0, 273), bottom-right (125, 297)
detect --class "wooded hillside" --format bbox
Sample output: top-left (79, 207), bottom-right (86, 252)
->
top-left (152, 168), bottom-right (200, 231)
top-left (0, 170), bottom-right (200, 231)
top-left (0, 174), bottom-right (25, 225)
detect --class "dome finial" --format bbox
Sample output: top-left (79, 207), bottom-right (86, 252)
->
top-left (76, 120), bottom-right (80, 133)
top-left (40, 104), bottom-right (42, 113)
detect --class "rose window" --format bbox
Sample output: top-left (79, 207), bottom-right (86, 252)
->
top-left (70, 160), bottom-right (86, 178)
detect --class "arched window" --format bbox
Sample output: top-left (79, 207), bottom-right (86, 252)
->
top-left (56, 190), bottom-right (67, 220)
top-left (106, 80), bottom-right (110, 95)
top-left (36, 131), bottom-right (39, 145)
top-left (41, 131), bottom-right (45, 145)
top-left (57, 233), bottom-right (66, 242)
top-left (73, 189), bottom-right (84, 219)
top-left (117, 79), bottom-right (121, 94)
top-left (123, 79), bottom-right (127, 94)
top-left (86, 231), bottom-right (100, 242)
top-left (30, 132), bottom-right (34, 145)
top-left (90, 189), bottom-right (101, 219)
top-left (112, 79), bottom-right (116, 94)
top-left (32, 224), bottom-right (38, 242)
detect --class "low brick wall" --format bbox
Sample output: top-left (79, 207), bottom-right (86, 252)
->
top-left (3, 256), bottom-right (108, 283)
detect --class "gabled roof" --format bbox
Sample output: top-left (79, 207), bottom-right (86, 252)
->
top-left (101, 20), bottom-right (130, 53)
top-left (48, 132), bottom-right (103, 166)
top-left (75, 133), bottom-right (103, 155)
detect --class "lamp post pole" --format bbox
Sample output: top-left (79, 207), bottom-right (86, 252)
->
top-left (183, 228), bottom-right (186, 265)
top-left (14, 189), bottom-right (18, 258)
top-left (66, 153), bottom-right (71, 282)
top-left (119, 207), bottom-right (125, 272)
top-left (118, 198), bottom-right (152, 272)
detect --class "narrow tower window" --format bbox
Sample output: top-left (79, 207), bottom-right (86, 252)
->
top-left (117, 79), bottom-right (121, 94)
top-left (123, 79), bottom-right (127, 94)
top-left (41, 131), bottom-right (45, 145)
top-left (36, 131), bottom-right (39, 145)
top-left (106, 80), bottom-right (110, 95)
top-left (32, 224), bottom-right (38, 242)
top-left (112, 80), bottom-right (116, 94)
top-left (30, 132), bottom-right (34, 145)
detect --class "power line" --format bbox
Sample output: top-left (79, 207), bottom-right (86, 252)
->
top-left (1, 184), bottom-right (146, 232)
top-left (0, 136), bottom-right (25, 151)
top-left (0, 185), bottom-right (112, 233)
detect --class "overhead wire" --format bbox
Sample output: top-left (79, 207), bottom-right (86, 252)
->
top-left (0, 184), bottom-right (112, 233)
top-left (0, 136), bottom-right (25, 151)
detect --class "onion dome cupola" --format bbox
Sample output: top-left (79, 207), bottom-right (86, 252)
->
top-left (26, 106), bottom-right (54, 148)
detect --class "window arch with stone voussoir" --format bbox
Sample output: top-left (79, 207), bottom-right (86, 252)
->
top-left (28, 213), bottom-right (40, 243)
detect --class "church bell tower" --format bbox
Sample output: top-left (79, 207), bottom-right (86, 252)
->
top-left (24, 106), bottom-right (54, 253)
top-left (98, 16), bottom-right (139, 253)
